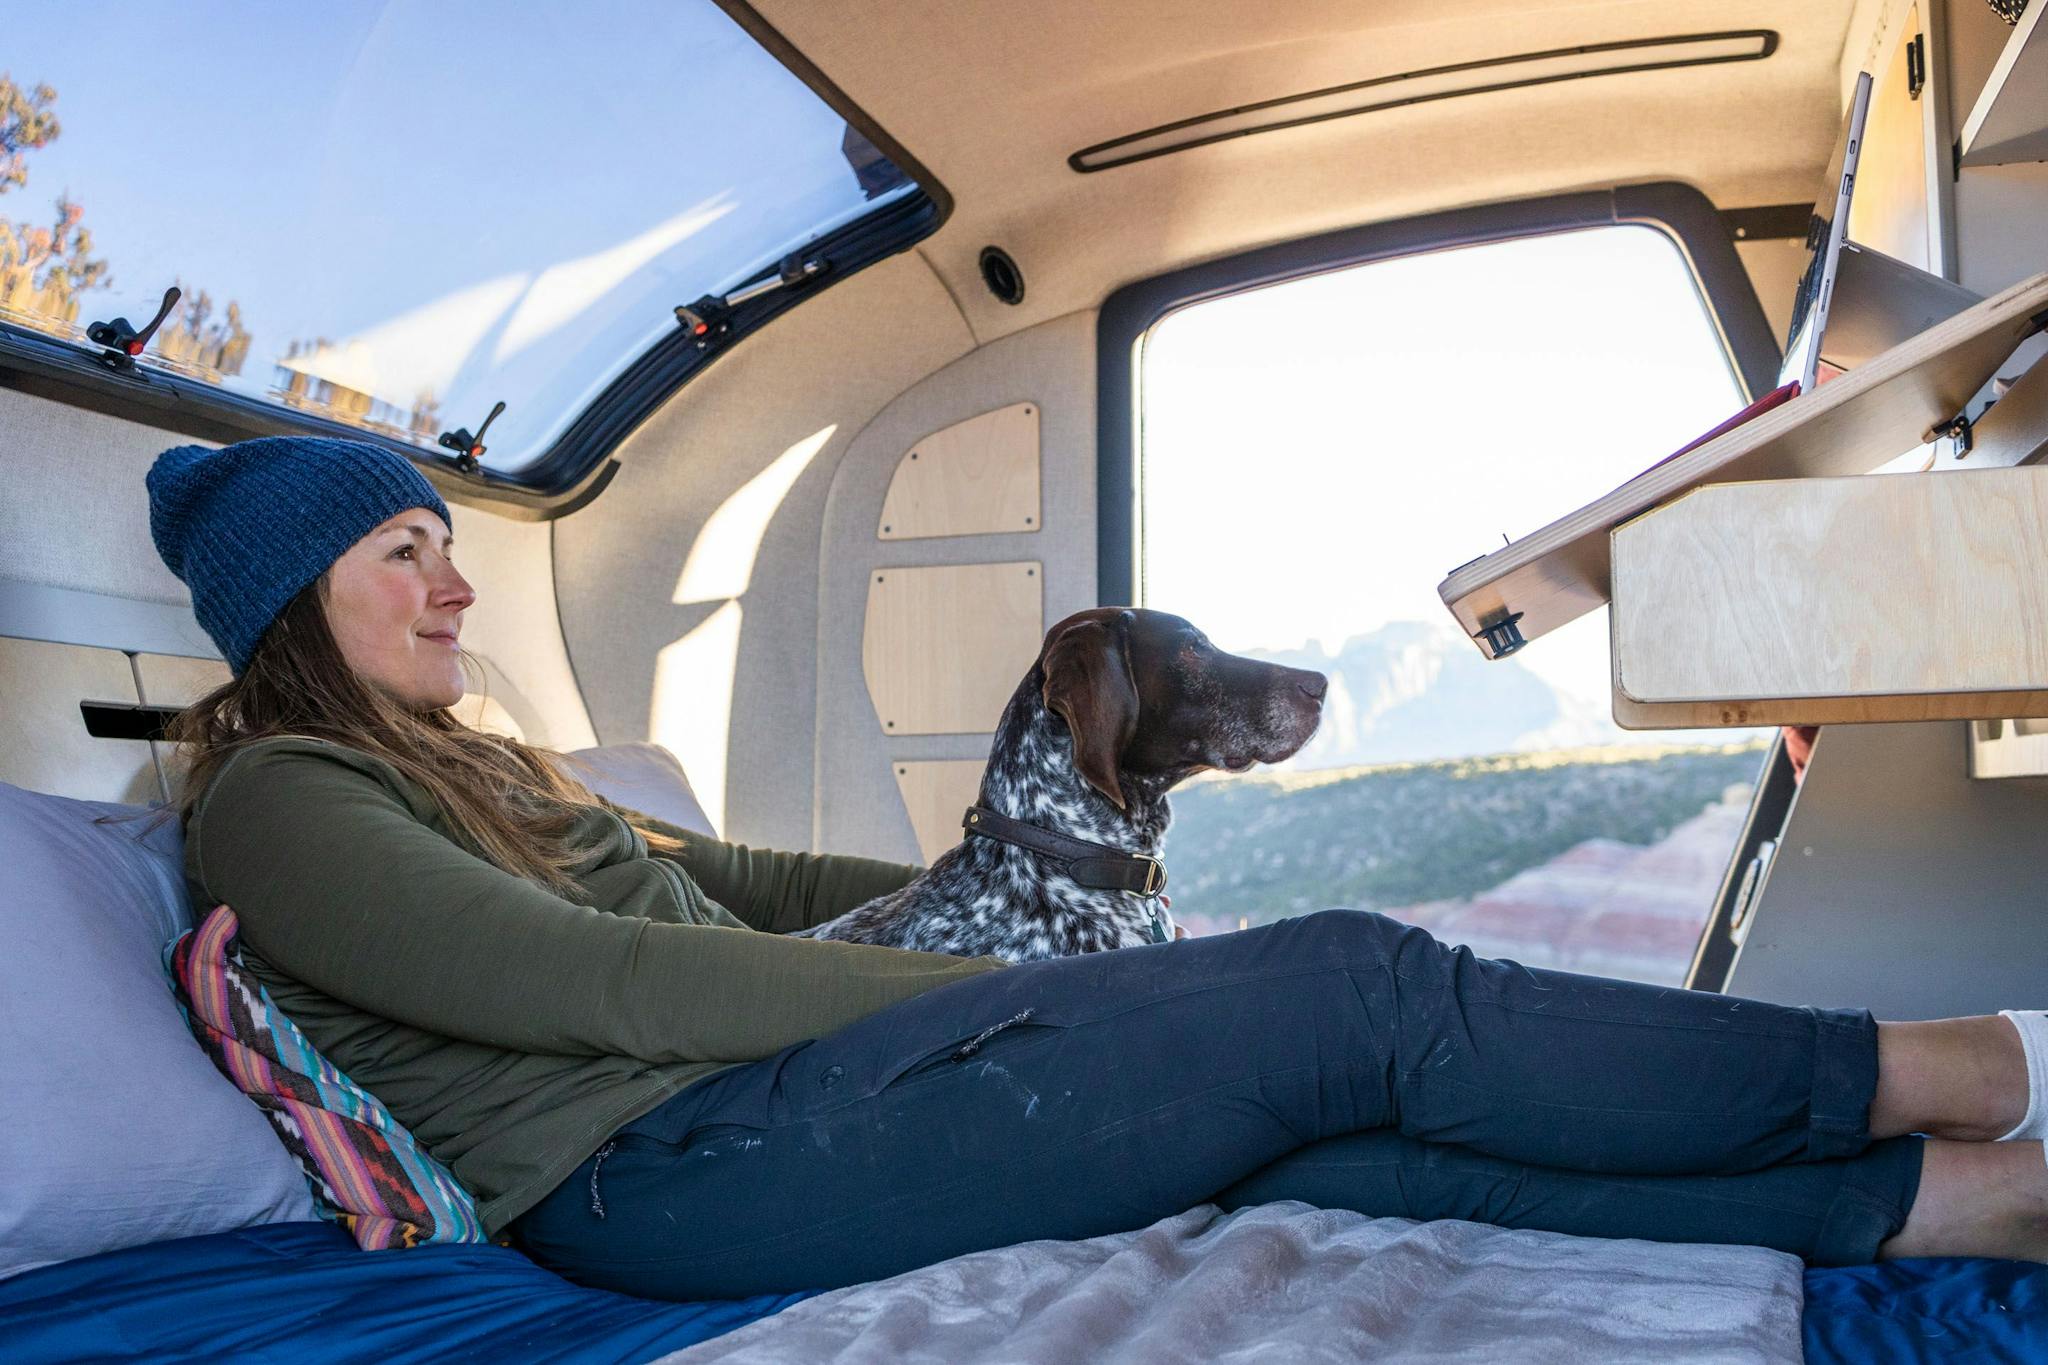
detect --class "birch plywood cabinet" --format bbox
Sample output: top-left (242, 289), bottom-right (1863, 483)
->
top-left (1610, 467), bottom-right (2048, 726)
top-left (1438, 271), bottom-right (2048, 657)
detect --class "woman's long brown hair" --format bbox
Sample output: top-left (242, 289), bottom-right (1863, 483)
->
top-left (138, 570), bottom-right (683, 897)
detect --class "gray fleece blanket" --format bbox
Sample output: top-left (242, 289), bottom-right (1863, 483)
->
top-left (655, 1201), bottom-right (1804, 1364)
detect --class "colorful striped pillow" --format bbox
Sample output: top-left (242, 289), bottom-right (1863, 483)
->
top-left (164, 905), bottom-right (490, 1250)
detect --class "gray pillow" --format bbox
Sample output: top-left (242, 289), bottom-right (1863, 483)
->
top-left (561, 741), bottom-right (715, 836)
top-left (0, 781), bottom-right (316, 1280)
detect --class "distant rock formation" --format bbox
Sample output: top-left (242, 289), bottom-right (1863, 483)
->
top-left (1242, 620), bottom-right (1629, 769)
top-left (1374, 792), bottom-right (1750, 986)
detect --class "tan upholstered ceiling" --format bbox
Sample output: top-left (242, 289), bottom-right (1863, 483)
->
top-left (751, 0), bottom-right (1859, 340)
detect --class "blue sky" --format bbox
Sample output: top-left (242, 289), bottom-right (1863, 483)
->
top-left (4, 1), bottom-right (883, 466)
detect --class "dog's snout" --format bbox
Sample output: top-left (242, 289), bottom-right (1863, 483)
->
top-left (1295, 670), bottom-right (1328, 703)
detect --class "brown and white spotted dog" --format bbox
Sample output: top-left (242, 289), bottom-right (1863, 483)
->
top-left (798, 607), bottom-right (1327, 961)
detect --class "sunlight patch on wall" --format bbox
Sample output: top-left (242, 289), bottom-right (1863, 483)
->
top-left (649, 599), bottom-right (744, 836)
top-left (673, 424), bottom-right (837, 604)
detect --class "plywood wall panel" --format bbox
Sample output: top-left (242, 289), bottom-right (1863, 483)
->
top-left (890, 759), bottom-right (988, 862)
top-left (878, 403), bottom-right (1042, 540)
top-left (862, 562), bottom-right (1042, 735)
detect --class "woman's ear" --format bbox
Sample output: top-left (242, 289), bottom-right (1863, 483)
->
top-left (1040, 614), bottom-right (1139, 810)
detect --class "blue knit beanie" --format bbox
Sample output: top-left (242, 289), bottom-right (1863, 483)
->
top-left (146, 436), bottom-right (452, 675)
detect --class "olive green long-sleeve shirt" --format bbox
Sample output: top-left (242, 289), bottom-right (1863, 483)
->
top-left (182, 736), bottom-right (1005, 1236)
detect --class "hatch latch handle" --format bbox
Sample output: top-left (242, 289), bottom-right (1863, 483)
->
top-left (438, 399), bottom-right (506, 474)
top-left (86, 285), bottom-right (181, 373)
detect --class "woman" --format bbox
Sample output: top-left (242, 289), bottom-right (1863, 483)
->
top-left (149, 435), bottom-right (2048, 1302)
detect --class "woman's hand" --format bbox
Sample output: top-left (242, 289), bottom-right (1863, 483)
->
top-left (1782, 725), bottom-right (1819, 783)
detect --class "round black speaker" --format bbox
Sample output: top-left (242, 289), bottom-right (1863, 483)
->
top-left (978, 246), bottom-right (1025, 306)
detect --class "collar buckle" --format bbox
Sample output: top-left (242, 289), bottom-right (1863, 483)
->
top-left (1135, 855), bottom-right (1167, 898)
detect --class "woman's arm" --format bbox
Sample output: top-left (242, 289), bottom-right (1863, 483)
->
top-left (612, 800), bottom-right (923, 934)
top-left (190, 743), bottom-right (998, 1064)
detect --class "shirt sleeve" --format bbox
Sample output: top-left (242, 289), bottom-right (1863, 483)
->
top-left (188, 742), bottom-right (1002, 1065)
top-left (605, 800), bottom-right (923, 934)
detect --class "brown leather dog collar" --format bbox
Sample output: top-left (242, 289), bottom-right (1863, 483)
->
top-left (961, 805), bottom-right (1168, 899)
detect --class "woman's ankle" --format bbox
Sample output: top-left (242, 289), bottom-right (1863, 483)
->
top-left (1880, 1139), bottom-right (2048, 1262)
top-left (1870, 1017), bottom-right (2028, 1142)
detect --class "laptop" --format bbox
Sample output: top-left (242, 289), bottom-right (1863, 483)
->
top-left (1630, 70), bottom-right (1883, 484)
top-left (1821, 240), bottom-right (1982, 372)
top-left (1778, 69), bottom-right (1874, 393)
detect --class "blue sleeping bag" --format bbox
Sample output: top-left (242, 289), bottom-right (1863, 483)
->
top-left (1804, 1258), bottom-right (2048, 1364)
top-left (0, 1221), bottom-right (805, 1364)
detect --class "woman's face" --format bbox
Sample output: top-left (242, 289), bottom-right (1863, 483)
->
top-left (323, 508), bottom-right (475, 711)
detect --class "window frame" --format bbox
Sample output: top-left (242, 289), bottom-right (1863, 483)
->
top-left (0, 0), bottom-right (949, 521)
top-left (1095, 180), bottom-right (1795, 992)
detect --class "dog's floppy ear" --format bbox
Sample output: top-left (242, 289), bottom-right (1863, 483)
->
top-left (1040, 612), bottom-right (1139, 810)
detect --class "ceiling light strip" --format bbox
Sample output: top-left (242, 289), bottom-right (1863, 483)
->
top-left (1070, 30), bottom-right (1778, 173)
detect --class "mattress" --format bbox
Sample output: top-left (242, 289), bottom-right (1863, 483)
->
top-left (654, 1201), bottom-right (1806, 1364)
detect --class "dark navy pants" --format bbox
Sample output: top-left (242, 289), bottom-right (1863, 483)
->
top-left (511, 910), bottom-right (1923, 1299)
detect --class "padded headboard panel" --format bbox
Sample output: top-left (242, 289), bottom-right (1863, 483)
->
top-left (0, 636), bottom-right (162, 804)
top-left (0, 385), bottom-right (221, 800)
top-left (0, 385), bottom-right (598, 804)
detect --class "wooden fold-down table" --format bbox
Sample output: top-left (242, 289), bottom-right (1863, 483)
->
top-left (1436, 271), bottom-right (2048, 728)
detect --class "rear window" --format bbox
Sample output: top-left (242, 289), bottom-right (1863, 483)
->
top-left (0, 2), bottom-right (918, 473)
top-left (1139, 225), bottom-right (1770, 987)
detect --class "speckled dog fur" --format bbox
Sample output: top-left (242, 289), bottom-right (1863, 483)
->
top-left (800, 608), bottom-right (1326, 962)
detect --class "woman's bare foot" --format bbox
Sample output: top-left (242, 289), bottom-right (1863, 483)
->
top-left (1880, 1140), bottom-right (2048, 1261)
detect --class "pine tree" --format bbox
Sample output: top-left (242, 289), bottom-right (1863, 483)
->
top-left (0, 74), bottom-right (60, 195)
